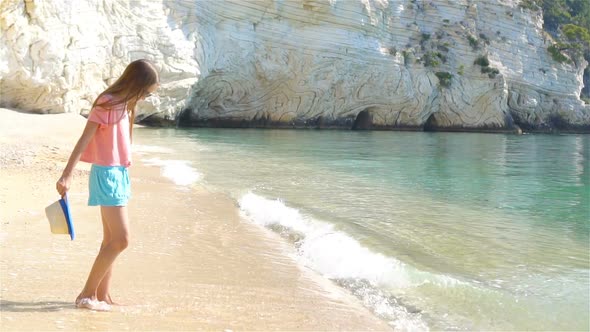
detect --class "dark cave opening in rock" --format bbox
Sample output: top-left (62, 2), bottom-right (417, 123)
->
top-left (175, 108), bottom-right (193, 127)
top-left (352, 110), bottom-right (372, 130)
top-left (423, 113), bottom-right (438, 132)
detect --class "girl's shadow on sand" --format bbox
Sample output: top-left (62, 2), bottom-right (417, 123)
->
top-left (0, 300), bottom-right (73, 312)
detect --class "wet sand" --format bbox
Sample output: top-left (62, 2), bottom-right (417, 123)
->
top-left (0, 108), bottom-right (391, 331)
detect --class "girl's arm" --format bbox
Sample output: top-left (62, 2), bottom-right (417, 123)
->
top-left (56, 121), bottom-right (100, 197)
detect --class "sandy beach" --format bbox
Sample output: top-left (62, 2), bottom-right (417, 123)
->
top-left (0, 108), bottom-right (391, 331)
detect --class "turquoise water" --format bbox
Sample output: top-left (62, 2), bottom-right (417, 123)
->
top-left (135, 128), bottom-right (589, 331)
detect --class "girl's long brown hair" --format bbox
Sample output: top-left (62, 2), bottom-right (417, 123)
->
top-left (91, 59), bottom-right (159, 139)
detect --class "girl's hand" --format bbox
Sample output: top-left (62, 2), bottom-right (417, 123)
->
top-left (56, 175), bottom-right (71, 197)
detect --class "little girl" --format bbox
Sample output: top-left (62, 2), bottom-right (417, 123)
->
top-left (56, 59), bottom-right (159, 311)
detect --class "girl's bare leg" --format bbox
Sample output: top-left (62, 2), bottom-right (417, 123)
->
top-left (76, 206), bottom-right (129, 303)
top-left (96, 208), bottom-right (115, 304)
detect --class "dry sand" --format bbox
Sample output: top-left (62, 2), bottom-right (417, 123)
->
top-left (0, 108), bottom-right (391, 331)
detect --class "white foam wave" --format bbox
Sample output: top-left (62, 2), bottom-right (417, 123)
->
top-left (239, 192), bottom-right (444, 329)
top-left (142, 157), bottom-right (200, 186)
top-left (239, 192), bottom-right (466, 289)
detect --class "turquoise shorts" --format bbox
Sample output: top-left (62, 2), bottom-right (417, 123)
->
top-left (88, 164), bottom-right (131, 206)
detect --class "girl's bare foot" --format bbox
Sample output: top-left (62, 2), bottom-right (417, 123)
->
top-left (98, 294), bottom-right (125, 306)
top-left (75, 293), bottom-right (91, 305)
top-left (97, 293), bottom-right (111, 304)
top-left (76, 298), bottom-right (111, 311)
top-left (75, 293), bottom-right (111, 311)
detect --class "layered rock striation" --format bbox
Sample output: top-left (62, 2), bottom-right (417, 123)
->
top-left (1, 0), bottom-right (589, 133)
top-left (0, 0), bottom-right (199, 123)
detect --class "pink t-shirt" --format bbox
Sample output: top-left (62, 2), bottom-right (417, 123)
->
top-left (80, 95), bottom-right (132, 167)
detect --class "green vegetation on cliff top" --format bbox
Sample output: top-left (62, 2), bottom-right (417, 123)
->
top-left (522, 0), bottom-right (589, 98)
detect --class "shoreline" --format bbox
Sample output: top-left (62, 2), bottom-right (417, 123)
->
top-left (0, 108), bottom-right (391, 331)
top-left (145, 119), bottom-right (590, 135)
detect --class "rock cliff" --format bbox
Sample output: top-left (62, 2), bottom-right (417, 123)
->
top-left (1, 0), bottom-right (589, 132)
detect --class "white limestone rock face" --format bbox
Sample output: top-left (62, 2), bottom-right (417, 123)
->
top-left (0, 0), bottom-right (198, 123)
top-left (1, 0), bottom-right (589, 132)
top-left (181, 0), bottom-right (588, 131)
top-left (474, 0), bottom-right (589, 131)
